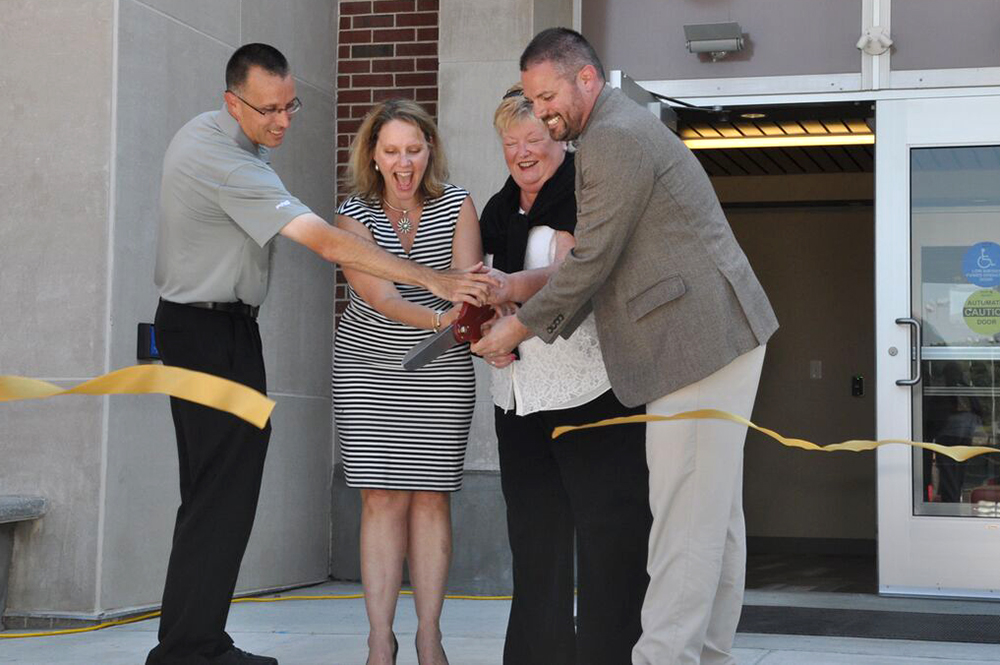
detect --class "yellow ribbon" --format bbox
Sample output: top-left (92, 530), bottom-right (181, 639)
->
top-left (5, 368), bottom-right (994, 460)
top-left (0, 365), bottom-right (275, 429)
top-left (552, 408), bottom-right (999, 462)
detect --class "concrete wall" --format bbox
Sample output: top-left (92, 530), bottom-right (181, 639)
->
top-left (101, 0), bottom-right (338, 613)
top-left (533, 0), bottom-right (575, 37)
top-left (1, 0), bottom-right (338, 618)
top-left (439, 0), bottom-right (574, 473)
top-left (0, 0), bottom-right (115, 614)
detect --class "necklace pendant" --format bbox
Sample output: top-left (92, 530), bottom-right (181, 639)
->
top-left (396, 214), bottom-right (413, 234)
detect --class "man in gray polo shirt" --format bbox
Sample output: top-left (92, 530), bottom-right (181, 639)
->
top-left (147, 44), bottom-right (493, 665)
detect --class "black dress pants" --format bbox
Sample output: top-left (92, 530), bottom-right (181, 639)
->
top-left (937, 435), bottom-right (969, 503)
top-left (146, 300), bottom-right (271, 665)
top-left (496, 389), bottom-right (652, 665)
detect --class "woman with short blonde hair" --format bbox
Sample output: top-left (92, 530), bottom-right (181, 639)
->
top-left (481, 83), bottom-right (652, 665)
top-left (492, 83), bottom-right (536, 134)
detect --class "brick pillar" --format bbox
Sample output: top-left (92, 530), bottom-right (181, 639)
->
top-left (335, 0), bottom-right (440, 320)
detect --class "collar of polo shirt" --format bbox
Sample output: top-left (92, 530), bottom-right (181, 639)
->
top-left (217, 104), bottom-right (267, 159)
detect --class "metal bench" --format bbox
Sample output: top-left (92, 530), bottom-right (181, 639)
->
top-left (0, 496), bottom-right (48, 629)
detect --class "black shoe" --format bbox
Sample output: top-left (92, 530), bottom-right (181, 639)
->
top-left (209, 647), bottom-right (278, 664)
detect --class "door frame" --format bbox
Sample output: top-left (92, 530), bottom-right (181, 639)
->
top-left (875, 94), bottom-right (1000, 599)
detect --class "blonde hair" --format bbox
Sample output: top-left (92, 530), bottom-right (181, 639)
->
top-left (347, 99), bottom-right (448, 202)
top-left (493, 83), bottom-right (541, 135)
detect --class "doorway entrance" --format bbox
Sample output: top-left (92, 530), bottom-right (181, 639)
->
top-left (676, 101), bottom-right (879, 595)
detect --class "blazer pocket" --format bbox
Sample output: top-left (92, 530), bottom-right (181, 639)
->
top-left (626, 274), bottom-right (687, 322)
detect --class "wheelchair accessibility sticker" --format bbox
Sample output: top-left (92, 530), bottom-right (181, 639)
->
top-left (963, 241), bottom-right (1000, 287)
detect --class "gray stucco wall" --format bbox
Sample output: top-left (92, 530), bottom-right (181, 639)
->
top-left (583, 0), bottom-right (863, 81)
top-left (889, 0), bottom-right (1000, 71)
top-left (1, 0), bottom-right (338, 618)
top-left (583, 0), bottom-right (1000, 83)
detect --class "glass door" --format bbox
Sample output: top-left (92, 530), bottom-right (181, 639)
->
top-left (877, 96), bottom-right (1000, 598)
top-left (912, 147), bottom-right (1000, 517)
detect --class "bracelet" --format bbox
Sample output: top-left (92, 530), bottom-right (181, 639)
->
top-left (432, 310), bottom-right (443, 333)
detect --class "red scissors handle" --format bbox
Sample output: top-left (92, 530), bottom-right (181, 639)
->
top-left (453, 303), bottom-right (495, 343)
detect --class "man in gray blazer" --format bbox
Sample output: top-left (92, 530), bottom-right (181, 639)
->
top-left (472, 28), bottom-right (778, 665)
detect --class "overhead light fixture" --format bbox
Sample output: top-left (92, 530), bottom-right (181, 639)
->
top-left (683, 133), bottom-right (874, 150)
top-left (680, 116), bottom-right (874, 149)
top-left (684, 22), bottom-right (744, 62)
top-left (740, 112), bottom-right (767, 119)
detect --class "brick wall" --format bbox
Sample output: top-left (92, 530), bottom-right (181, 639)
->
top-left (335, 0), bottom-right (440, 317)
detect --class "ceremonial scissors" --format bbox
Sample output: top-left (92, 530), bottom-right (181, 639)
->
top-left (401, 303), bottom-right (495, 371)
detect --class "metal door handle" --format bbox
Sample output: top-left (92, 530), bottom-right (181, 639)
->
top-left (895, 317), bottom-right (922, 386)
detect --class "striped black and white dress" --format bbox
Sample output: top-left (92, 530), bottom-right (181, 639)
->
top-left (333, 185), bottom-right (475, 491)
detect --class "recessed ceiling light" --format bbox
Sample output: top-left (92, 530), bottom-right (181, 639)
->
top-left (740, 112), bottom-right (766, 119)
top-left (684, 133), bottom-right (874, 150)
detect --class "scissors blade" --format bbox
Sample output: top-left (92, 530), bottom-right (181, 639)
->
top-left (401, 325), bottom-right (458, 371)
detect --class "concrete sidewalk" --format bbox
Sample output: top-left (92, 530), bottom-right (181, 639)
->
top-left (2, 582), bottom-right (999, 664)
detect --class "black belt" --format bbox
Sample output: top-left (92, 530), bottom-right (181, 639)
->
top-left (184, 300), bottom-right (259, 319)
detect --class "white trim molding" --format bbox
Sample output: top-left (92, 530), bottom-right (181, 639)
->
top-left (889, 66), bottom-right (1000, 90)
top-left (631, 80), bottom-right (1000, 109)
top-left (640, 73), bottom-right (863, 100)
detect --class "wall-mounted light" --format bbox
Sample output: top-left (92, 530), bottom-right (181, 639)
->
top-left (684, 22), bottom-right (744, 62)
top-left (856, 26), bottom-right (893, 56)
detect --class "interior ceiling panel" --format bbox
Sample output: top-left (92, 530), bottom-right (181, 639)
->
top-left (675, 102), bottom-right (876, 177)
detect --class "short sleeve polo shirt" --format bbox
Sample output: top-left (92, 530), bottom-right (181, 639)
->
top-left (154, 105), bottom-right (312, 306)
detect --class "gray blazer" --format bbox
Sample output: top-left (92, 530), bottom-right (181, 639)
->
top-left (518, 85), bottom-right (778, 408)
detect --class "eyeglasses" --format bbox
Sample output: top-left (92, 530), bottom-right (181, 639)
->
top-left (227, 90), bottom-right (302, 117)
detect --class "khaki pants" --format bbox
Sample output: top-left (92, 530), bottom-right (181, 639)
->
top-left (632, 345), bottom-right (766, 665)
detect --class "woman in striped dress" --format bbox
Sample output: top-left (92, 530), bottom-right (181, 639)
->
top-left (333, 99), bottom-right (481, 665)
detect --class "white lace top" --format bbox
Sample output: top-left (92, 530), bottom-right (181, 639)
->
top-left (489, 225), bottom-right (611, 416)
